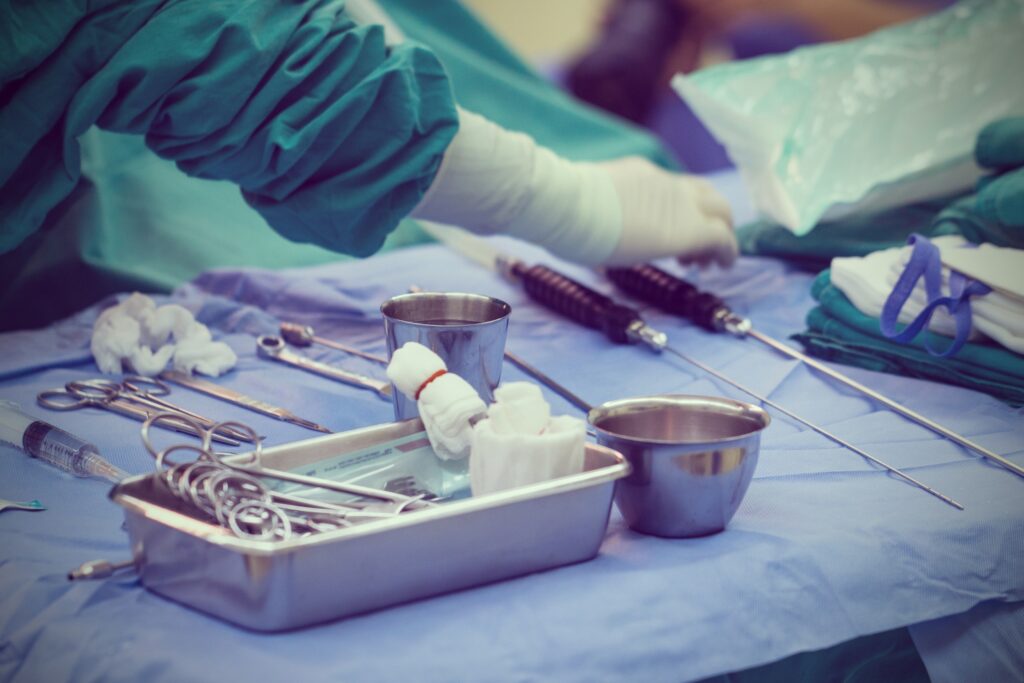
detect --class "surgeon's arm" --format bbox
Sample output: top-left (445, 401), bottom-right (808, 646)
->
top-left (413, 109), bottom-right (736, 267)
top-left (1, 0), bottom-right (734, 267)
top-left (1, 0), bottom-right (457, 257)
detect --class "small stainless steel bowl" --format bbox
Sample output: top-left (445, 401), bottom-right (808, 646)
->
top-left (588, 395), bottom-right (770, 538)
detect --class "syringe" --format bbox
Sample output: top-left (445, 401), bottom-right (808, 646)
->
top-left (0, 401), bottom-right (127, 483)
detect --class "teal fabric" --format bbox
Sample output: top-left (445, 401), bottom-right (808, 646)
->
top-left (975, 117), bottom-right (1024, 169)
top-left (735, 196), bottom-right (959, 270)
top-left (737, 191), bottom-right (1024, 270)
top-left (0, 0), bottom-right (458, 258)
top-left (377, 0), bottom-right (676, 166)
top-left (0, 0), bottom-right (673, 331)
top-left (975, 169), bottom-right (1024, 227)
top-left (793, 270), bottom-right (1024, 406)
top-left (739, 115), bottom-right (1024, 266)
top-left (974, 117), bottom-right (1024, 227)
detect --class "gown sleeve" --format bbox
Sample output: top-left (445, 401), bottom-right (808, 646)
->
top-left (0, 0), bottom-right (458, 257)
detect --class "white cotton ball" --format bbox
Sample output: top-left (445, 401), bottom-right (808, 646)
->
top-left (91, 313), bottom-right (142, 374)
top-left (173, 338), bottom-right (237, 377)
top-left (91, 336), bottom-right (124, 375)
top-left (120, 292), bottom-right (157, 320)
top-left (386, 342), bottom-right (447, 398)
top-left (157, 305), bottom-right (201, 342)
top-left (129, 345), bottom-right (175, 376)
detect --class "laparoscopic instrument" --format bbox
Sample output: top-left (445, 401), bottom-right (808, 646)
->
top-left (421, 223), bottom-right (963, 510)
top-left (159, 370), bottom-right (331, 434)
top-left (604, 263), bottom-right (1024, 481)
top-left (0, 401), bottom-right (127, 483)
top-left (37, 377), bottom-right (246, 446)
top-left (256, 335), bottom-right (392, 401)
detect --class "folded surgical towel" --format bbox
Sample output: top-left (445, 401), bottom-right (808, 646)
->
top-left (470, 383), bottom-right (585, 497)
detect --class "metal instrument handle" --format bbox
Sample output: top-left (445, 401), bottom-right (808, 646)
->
top-left (511, 263), bottom-right (666, 349)
top-left (257, 336), bottom-right (391, 399)
top-left (121, 375), bottom-right (172, 396)
top-left (36, 388), bottom-right (95, 411)
top-left (161, 370), bottom-right (288, 419)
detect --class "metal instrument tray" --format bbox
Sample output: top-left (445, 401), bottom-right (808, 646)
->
top-left (110, 418), bottom-right (630, 631)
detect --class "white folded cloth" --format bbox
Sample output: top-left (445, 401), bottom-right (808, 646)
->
top-left (831, 236), bottom-right (1024, 353)
top-left (386, 342), bottom-right (486, 460)
top-left (470, 383), bottom-right (586, 497)
top-left (91, 293), bottom-right (237, 376)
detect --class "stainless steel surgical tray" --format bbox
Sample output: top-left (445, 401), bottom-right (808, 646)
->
top-left (110, 418), bottom-right (630, 631)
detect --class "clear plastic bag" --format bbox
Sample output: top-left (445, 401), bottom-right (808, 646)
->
top-left (673, 0), bottom-right (1024, 235)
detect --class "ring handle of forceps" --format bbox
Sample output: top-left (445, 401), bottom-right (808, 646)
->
top-left (121, 375), bottom-right (173, 397)
top-left (36, 385), bottom-right (114, 410)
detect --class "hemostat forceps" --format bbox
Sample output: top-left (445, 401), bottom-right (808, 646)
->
top-left (142, 413), bottom-right (435, 541)
top-left (37, 379), bottom-right (243, 446)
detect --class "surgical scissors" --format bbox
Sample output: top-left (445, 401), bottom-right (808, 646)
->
top-left (37, 378), bottom-right (243, 446)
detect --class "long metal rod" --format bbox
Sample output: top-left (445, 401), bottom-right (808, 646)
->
top-left (503, 350), bottom-right (594, 412)
top-left (661, 345), bottom-right (965, 510)
top-left (746, 329), bottom-right (1024, 479)
top-left (160, 371), bottom-right (331, 434)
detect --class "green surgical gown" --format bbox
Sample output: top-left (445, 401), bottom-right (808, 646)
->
top-left (0, 0), bottom-right (672, 330)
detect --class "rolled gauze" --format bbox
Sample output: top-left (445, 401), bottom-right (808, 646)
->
top-left (386, 342), bottom-right (486, 460)
top-left (470, 382), bottom-right (586, 496)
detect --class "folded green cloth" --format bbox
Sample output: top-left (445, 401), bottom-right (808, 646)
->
top-left (736, 197), bottom-right (958, 270)
top-left (975, 168), bottom-right (1024, 227)
top-left (793, 270), bottom-right (1024, 406)
top-left (975, 116), bottom-right (1024, 169)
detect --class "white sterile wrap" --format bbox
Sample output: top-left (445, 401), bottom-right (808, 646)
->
top-left (470, 383), bottom-right (586, 497)
top-left (413, 108), bottom-right (736, 267)
top-left (831, 237), bottom-right (1024, 353)
top-left (386, 342), bottom-right (486, 461)
top-left (91, 293), bottom-right (237, 376)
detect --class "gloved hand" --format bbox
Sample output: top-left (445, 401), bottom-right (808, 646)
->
top-left (412, 108), bottom-right (736, 267)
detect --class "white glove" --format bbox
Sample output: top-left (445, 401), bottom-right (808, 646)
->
top-left (412, 108), bottom-right (736, 267)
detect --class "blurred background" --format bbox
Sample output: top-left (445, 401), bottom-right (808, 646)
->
top-left (462, 0), bottom-right (604, 66)
top-left (459, 0), bottom-right (947, 173)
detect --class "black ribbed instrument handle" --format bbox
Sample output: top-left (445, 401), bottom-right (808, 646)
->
top-left (512, 263), bottom-right (640, 345)
top-left (605, 264), bottom-right (727, 331)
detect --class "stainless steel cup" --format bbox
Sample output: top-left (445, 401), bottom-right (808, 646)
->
top-left (588, 395), bottom-right (770, 538)
top-left (381, 292), bottom-right (511, 420)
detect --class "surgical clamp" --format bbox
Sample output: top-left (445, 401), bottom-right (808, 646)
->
top-left (37, 380), bottom-right (242, 446)
top-left (279, 322), bottom-right (388, 364)
top-left (256, 335), bottom-right (392, 401)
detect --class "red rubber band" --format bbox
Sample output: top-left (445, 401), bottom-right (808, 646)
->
top-left (414, 369), bottom-right (447, 400)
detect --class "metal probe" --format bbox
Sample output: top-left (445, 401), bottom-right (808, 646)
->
top-left (605, 263), bottom-right (1024, 480)
top-left (280, 322), bottom-right (389, 364)
top-left (418, 223), bottom-right (963, 509)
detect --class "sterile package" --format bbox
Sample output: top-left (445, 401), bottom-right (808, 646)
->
top-left (673, 0), bottom-right (1024, 234)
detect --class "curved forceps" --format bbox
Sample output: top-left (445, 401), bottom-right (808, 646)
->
top-left (104, 376), bottom-right (253, 442)
top-left (200, 420), bottom-right (435, 511)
